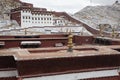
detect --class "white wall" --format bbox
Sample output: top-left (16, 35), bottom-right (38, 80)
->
top-left (17, 26), bottom-right (92, 35)
top-left (44, 26), bottom-right (92, 35)
top-left (21, 10), bottom-right (32, 28)
top-left (23, 69), bottom-right (119, 80)
top-left (21, 10), bottom-right (54, 28)
top-left (0, 70), bottom-right (18, 77)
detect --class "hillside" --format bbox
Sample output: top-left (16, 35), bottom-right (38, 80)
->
top-left (74, 2), bottom-right (120, 32)
top-left (0, 0), bottom-right (21, 31)
top-left (0, 0), bottom-right (21, 19)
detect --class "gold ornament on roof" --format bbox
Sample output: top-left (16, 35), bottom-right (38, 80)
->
top-left (67, 30), bottom-right (73, 53)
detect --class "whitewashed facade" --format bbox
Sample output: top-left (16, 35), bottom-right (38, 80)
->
top-left (0, 26), bottom-right (93, 35)
top-left (11, 6), bottom-right (81, 28)
top-left (0, 70), bottom-right (18, 77)
top-left (23, 69), bottom-right (119, 80)
top-left (21, 10), bottom-right (54, 28)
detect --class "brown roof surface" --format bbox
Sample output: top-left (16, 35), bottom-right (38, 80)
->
top-left (0, 37), bottom-right (68, 41)
top-left (0, 45), bottom-right (120, 78)
top-left (0, 45), bottom-right (120, 60)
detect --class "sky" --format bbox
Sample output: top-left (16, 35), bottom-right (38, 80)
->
top-left (21, 0), bottom-right (120, 13)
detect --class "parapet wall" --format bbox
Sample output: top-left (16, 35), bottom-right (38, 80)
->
top-left (0, 35), bottom-right (94, 48)
top-left (0, 56), bottom-right (16, 69)
top-left (74, 36), bottom-right (94, 45)
top-left (0, 34), bottom-right (120, 48)
top-left (16, 54), bottom-right (120, 77)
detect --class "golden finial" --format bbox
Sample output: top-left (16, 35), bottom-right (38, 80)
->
top-left (67, 30), bottom-right (73, 52)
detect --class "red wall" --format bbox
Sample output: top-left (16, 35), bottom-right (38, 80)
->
top-left (94, 37), bottom-right (120, 45)
top-left (0, 56), bottom-right (16, 69)
top-left (40, 39), bottom-right (67, 47)
top-left (5, 41), bottom-right (21, 48)
top-left (111, 40), bottom-right (120, 45)
top-left (0, 36), bottom-right (14, 38)
top-left (21, 2), bottom-right (33, 7)
top-left (84, 76), bottom-right (119, 80)
top-left (0, 77), bottom-right (18, 80)
top-left (11, 12), bottom-right (21, 26)
top-left (74, 36), bottom-right (94, 45)
top-left (16, 54), bottom-right (120, 77)
top-left (40, 34), bottom-right (68, 38)
top-left (0, 38), bottom-right (67, 48)
top-left (0, 34), bottom-right (68, 48)
top-left (1, 34), bottom-right (120, 48)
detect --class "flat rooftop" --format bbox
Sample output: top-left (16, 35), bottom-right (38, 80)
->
top-left (0, 45), bottom-right (120, 60)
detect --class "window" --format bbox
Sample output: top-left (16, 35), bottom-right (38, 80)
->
top-left (0, 41), bottom-right (5, 48)
top-left (32, 17), bottom-right (34, 20)
top-left (23, 16), bottom-right (25, 19)
top-left (21, 41), bottom-right (41, 48)
top-left (44, 18), bottom-right (46, 20)
top-left (7, 14), bottom-right (10, 16)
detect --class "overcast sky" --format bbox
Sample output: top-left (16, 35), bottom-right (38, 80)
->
top-left (21, 0), bottom-right (120, 13)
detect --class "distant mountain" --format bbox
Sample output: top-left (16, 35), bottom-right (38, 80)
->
top-left (74, 2), bottom-right (120, 32)
top-left (0, 0), bottom-right (21, 19)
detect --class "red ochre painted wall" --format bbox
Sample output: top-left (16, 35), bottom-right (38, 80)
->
top-left (0, 56), bottom-right (16, 69)
top-left (0, 34), bottom-right (120, 48)
top-left (111, 40), bottom-right (120, 45)
top-left (0, 35), bottom-right (94, 48)
top-left (11, 12), bottom-right (21, 25)
top-left (84, 76), bottom-right (119, 80)
top-left (16, 54), bottom-right (120, 77)
top-left (0, 77), bottom-right (18, 80)
top-left (73, 36), bottom-right (94, 45)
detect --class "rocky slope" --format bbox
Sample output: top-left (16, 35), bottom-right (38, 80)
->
top-left (0, 0), bottom-right (21, 19)
top-left (74, 2), bottom-right (120, 32)
top-left (0, 0), bottom-right (21, 31)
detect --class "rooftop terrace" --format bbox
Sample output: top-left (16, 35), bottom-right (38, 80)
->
top-left (0, 45), bottom-right (120, 60)
top-left (0, 34), bottom-right (120, 79)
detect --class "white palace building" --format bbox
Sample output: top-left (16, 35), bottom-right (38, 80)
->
top-left (11, 6), bottom-right (81, 28)
top-left (0, 0), bottom-right (92, 35)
